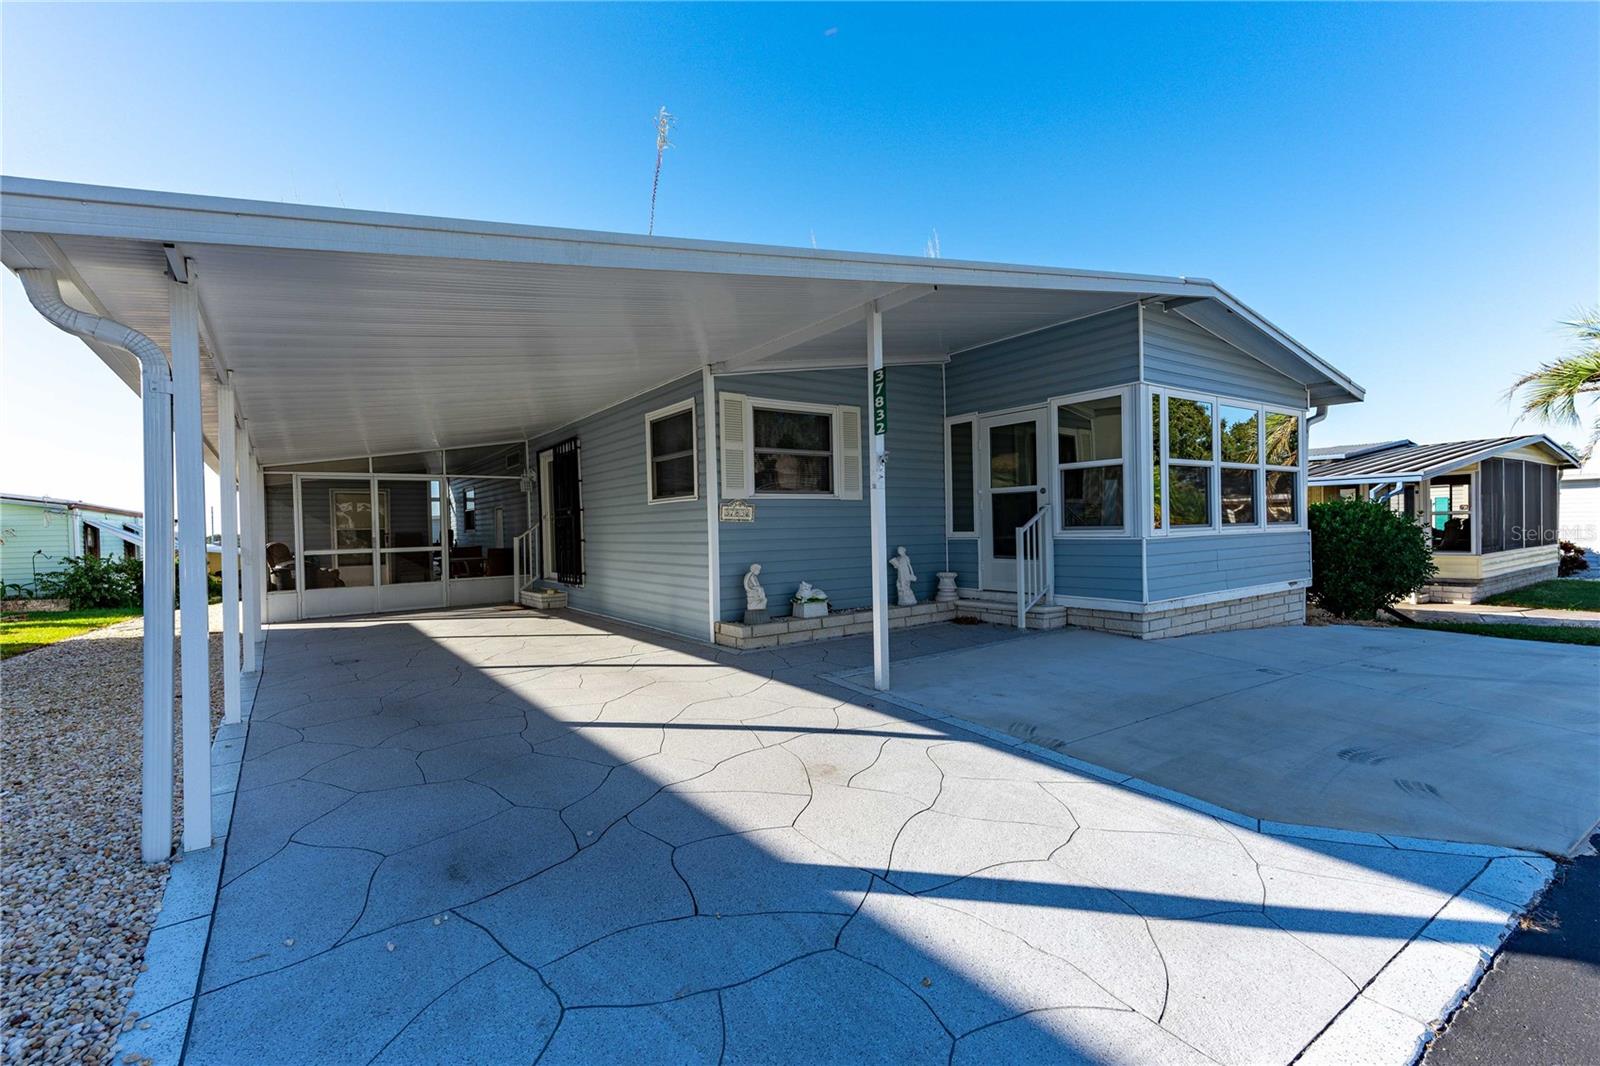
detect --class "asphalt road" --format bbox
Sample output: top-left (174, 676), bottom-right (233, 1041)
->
top-left (1427, 834), bottom-right (1600, 1066)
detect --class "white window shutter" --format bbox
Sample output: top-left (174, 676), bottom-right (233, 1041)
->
top-left (719, 392), bottom-right (753, 499)
top-left (837, 405), bottom-right (863, 500)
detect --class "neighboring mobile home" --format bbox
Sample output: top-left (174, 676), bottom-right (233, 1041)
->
top-left (1561, 452), bottom-right (1600, 550)
top-left (1309, 437), bottom-right (1580, 602)
top-left (0, 492), bottom-right (143, 593)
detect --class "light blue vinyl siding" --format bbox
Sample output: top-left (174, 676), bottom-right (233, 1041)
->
top-left (1055, 539), bottom-right (1143, 600)
top-left (1142, 309), bottom-right (1307, 408)
top-left (944, 305), bottom-right (1139, 417)
top-left (946, 539), bottom-right (978, 590)
top-left (716, 365), bottom-right (945, 620)
top-left (528, 374), bottom-right (708, 640)
top-left (1145, 532), bottom-right (1311, 601)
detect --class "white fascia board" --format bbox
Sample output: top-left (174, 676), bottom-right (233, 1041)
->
top-left (0, 177), bottom-right (1208, 295)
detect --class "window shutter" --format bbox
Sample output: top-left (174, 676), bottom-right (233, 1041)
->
top-left (719, 392), bottom-right (753, 498)
top-left (837, 404), bottom-right (863, 500)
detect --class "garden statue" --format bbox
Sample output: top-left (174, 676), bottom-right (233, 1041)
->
top-left (743, 563), bottom-right (768, 624)
top-left (791, 581), bottom-right (830, 618)
top-left (890, 545), bottom-right (918, 606)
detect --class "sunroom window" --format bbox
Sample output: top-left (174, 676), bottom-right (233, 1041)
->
top-left (1265, 411), bottom-right (1300, 524)
top-left (1219, 404), bottom-right (1259, 525)
top-left (1152, 393), bottom-right (1304, 533)
top-left (1166, 397), bottom-right (1214, 527)
top-left (1056, 392), bottom-right (1125, 530)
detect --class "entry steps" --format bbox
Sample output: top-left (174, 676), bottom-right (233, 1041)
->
top-left (953, 594), bottom-right (1067, 631)
top-left (518, 587), bottom-right (569, 610)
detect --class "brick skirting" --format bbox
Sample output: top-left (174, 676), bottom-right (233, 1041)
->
top-left (714, 601), bottom-right (958, 649)
top-left (1069, 587), bottom-right (1308, 639)
top-left (1418, 563), bottom-right (1558, 605)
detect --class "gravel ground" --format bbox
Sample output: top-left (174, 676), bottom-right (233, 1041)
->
top-left (1, 606), bottom-right (224, 1065)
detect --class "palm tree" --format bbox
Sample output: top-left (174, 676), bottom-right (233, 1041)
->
top-left (1509, 308), bottom-right (1600, 458)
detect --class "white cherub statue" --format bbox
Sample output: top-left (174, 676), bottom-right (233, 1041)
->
top-left (744, 564), bottom-right (767, 612)
top-left (890, 545), bottom-right (918, 606)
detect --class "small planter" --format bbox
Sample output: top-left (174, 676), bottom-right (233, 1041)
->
top-left (792, 600), bottom-right (828, 620)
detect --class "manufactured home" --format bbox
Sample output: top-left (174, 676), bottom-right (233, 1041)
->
top-left (1309, 436), bottom-right (1580, 602)
top-left (0, 491), bottom-right (143, 593)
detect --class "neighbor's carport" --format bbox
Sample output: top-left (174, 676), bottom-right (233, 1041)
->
top-left (0, 176), bottom-right (1359, 863)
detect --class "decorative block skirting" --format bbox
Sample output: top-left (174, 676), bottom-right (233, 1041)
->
top-left (1069, 587), bottom-right (1307, 639)
top-left (1, 597), bottom-right (69, 613)
top-left (1419, 563), bottom-right (1559, 604)
top-left (714, 601), bottom-right (957, 649)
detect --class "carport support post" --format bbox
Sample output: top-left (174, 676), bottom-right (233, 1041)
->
top-left (218, 379), bottom-right (241, 723)
top-left (867, 302), bottom-right (890, 690)
top-left (140, 351), bottom-right (176, 864)
top-left (171, 270), bottom-right (213, 851)
top-left (239, 428), bottom-right (261, 673)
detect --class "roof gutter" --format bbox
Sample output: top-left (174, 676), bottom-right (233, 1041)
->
top-left (15, 268), bottom-right (176, 864)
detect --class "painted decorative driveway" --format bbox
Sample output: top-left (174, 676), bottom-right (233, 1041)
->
top-left (174, 610), bottom-right (1550, 1064)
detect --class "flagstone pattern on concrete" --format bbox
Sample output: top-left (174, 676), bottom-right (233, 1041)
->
top-left (168, 610), bottom-right (1552, 1065)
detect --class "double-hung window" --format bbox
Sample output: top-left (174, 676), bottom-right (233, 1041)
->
top-left (1151, 390), bottom-right (1304, 533)
top-left (1054, 390), bottom-right (1127, 532)
top-left (754, 406), bottom-right (834, 494)
top-left (645, 400), bottom-right (698, 503)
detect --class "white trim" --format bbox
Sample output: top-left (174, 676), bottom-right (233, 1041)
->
top-left (739, 395), bottom-right (863, 501)
top-left (944, 415), bottom-right (978, 539)
top-left (1052, 578), bottom-right (1309, 615)
top-left (1049, 385), bottom-right (1134, 537)
top-left (643, 397), bottom-right (699, 505)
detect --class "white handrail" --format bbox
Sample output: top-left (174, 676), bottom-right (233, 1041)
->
top-left (512, 528), bottom-right (535, 604)
top-left (1015, 505), bottom-right (1051, 628)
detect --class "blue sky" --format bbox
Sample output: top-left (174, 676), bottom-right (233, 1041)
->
top-left (3, 2), bottom-right (1596, 511)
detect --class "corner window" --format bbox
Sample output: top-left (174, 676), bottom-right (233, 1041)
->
top-left (1055, 392), bottom-right (1126, 530)
top-left (753, 406), bottom-right (833, 494)
top-left (645, 401), bottom-right (698, 503)
top-left (1152, 392), bottom-right (1304, 533)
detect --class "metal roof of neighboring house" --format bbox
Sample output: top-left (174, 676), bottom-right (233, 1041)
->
top-left (1307, 439), bottom-right (1415, 462)
top-left (0, 492), bottom-right (142, 518)
top-left (0, 177), bottom-right (1365, 467)
top-left (1308, 436), bottom-right (1581, 485)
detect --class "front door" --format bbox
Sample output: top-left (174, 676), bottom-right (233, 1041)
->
top-left (978, 408), bottom-right (1047, 592)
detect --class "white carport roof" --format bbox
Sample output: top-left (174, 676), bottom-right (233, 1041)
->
top-left (1, 177), bottom-right (1363, 467)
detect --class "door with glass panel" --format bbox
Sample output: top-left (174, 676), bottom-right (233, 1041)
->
top-left (977, 408), bottom-right (1047, 592)
top-left (298, 475), bottom-right (379, 618)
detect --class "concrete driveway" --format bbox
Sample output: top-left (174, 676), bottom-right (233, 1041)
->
top-left (164, 610), bottom-right (1554, 1065)
top-left (840, 623), bottom-right (1600, 855)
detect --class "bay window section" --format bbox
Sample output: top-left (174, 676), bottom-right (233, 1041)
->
top-left (1166, 397), bottom-right (1214, 527)
top-left (1219, 404), bottom-right (1259, 525)
top-left (1056, 392), bottom-right (1126, 530)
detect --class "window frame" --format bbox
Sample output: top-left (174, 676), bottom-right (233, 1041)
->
top-left (748, 397), bottom-right (846, 499)
top-left (1148, 387), bottom-right (1307, 536)
top-left (643, 398), bottom-right (699, 505)
top-left (1425, 472), bottom-right (1476, 555)
top-left (945, 415), bottom-right (979, 539)
top-left (1049, 386), bottom-right (1133, 537)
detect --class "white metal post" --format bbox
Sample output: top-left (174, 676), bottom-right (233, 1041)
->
top-left (218, 380), bottom-right (241, 723)
top-left (239, 431), bottom-right (261, 673)
top-left (867, 303), bottom-right (890, 690)
top-left (141, 358), bottom-right (176, 863)
top-left (701, 366), bottom-right (721, 642)
top-left (171, 270), bottom-right (212, 851)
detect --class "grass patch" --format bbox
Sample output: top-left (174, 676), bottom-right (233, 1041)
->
top-left (1483, 580), bottom-right (1600, 612)
top-left (0, 608), bottom-right (140, 660)
top-left (1407, 620), bottom-right (1600, 647)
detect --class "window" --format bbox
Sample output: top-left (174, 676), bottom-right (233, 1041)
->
top-left (1167, 396), bottom-right (1214, 527)
top-left (753, 406), bottom-right (834, 494)
top-left (1152, 392), bottom-right (1304, 533)
top-left (645, 401), bottom-right (697, 503)
top-left (464, 488), bottom-right (477, 531)
top-left (83, 524), bottom-right (101, 558)
top-left (1265, 411), bottom-right (1300, 524)
top-left (1055, 392), bottom-right (1126, 530)
top-left (947, 419), bottom-right (975, 535)
top-left (718, 393), bottom-right (862, 501)
top-left (1430, 475), bottom-right (1471, 552)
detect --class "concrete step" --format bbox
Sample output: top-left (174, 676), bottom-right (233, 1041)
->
top-left (519, 588), bottom-right (569, 610)
top-left (954, 598), bottom-right (1067, 630)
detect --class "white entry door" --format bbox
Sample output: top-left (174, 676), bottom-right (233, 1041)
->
top-left (977, 408), bottom-right (1048, 592)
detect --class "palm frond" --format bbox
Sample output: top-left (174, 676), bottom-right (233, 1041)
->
top-left (1507, 308), bottom-right (1600, 426)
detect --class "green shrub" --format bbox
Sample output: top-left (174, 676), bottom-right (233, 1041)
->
top-left (34, 554), bottom-right (143, 609)
top-left (1308, 498), bottom-right (1437, 619)
top-left (1558, 540), bottom-right (1591, 578)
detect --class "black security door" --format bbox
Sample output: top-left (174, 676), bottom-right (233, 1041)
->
top-left (550, 438), bottom-right (584, 585)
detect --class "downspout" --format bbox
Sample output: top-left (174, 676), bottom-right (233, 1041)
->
top-left (1306, 404), bottom-right (1328, 429)
top-left (16, 269), bottom-right (176, 864)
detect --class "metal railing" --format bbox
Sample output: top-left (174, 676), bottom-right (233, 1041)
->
top-left (511, 528), bottom-right (536, 604)
top-left (1015, 505), bottom-right (1052, 628)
